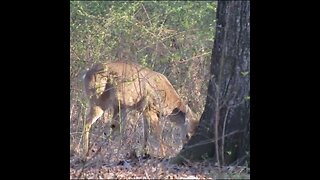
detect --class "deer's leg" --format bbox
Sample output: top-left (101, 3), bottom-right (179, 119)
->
top-left (180, 123), bottom-right (189, 144)
top-left (142, 113), bottom-right (150, 156)
top-left (168, 110), bottom-right (190, 145)
top-left (83, 105), bottom-right (104, 155)
top-left (111, 107), bottom-right (120, 132)
top-left (111, 106), bottom-right (127, 131)
top-left (144, 110), bottom-right (165, 157)
top-left (119, 107), bottom-right (128, 134)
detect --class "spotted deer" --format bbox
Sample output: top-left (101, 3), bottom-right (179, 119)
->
top-left (82, 61), bottom-right (199, 157)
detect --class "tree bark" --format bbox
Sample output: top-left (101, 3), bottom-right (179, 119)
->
top-left (170, 1), bottom-right (250, 166)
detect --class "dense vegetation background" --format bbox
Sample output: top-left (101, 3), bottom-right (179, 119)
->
top-left (70, 1), bottom-right (249, 179)
top-left (70, 1), bottom-right (215, 118)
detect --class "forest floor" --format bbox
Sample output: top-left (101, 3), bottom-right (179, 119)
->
top-left (70, 155), bottom-right (250, 179)
top-left (70, 114), bottom-right (250, 179)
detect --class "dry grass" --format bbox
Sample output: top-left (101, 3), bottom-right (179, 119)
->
top-left (70, 59), bottom-right (249, 179)
top-left (70, 110), bottom-right (250, 179)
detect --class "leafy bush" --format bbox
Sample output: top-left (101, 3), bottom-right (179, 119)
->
top-left (70, 1), bottom-right (216, 158)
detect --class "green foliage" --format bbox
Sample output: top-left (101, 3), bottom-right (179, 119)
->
top-left (70, 2), bottom-right (221, 171)
top-left (70, 1), bottom-right (217, 129)
top-left (70, 1), bottom-right (216, 70)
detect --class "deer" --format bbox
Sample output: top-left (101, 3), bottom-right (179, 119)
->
top-left (82, 61), bottom-right (199, 157)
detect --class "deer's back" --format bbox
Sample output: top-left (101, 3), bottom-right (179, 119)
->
top-left (84, 61), bottom-right (184, 115)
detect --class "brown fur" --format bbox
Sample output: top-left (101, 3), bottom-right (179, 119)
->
top-left (82, 61), bottom-right (199, 156)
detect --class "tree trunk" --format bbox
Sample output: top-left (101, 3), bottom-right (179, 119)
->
top-left (170, 1), bottom-right (250, 166)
